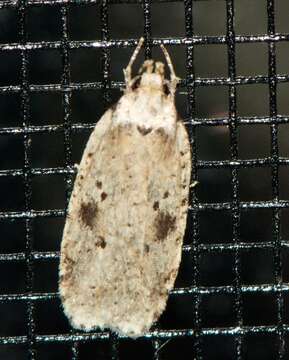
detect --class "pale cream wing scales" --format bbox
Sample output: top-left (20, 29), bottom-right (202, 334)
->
top-left (59, 116), bottom-right (191, 336)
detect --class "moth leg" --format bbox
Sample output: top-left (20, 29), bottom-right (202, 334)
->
top-left (124, 37), bottom-right (144, 90)
top-left (160, 44), bottom-right (180, 96)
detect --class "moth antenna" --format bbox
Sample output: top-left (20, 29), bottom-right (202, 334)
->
top-left (160, 43), bottom-right (180, 96)
top-left (124, 37), bottom-right (144, 89)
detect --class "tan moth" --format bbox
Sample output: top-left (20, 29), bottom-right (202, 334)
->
top-left (59, 38), bottom-right (192, 337)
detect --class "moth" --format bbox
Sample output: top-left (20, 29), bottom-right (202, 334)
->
top-left (59, 38), bottom-right (191, 337)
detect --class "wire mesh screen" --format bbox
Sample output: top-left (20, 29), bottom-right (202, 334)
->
top-left (0, 0), bottom-right (289, 359)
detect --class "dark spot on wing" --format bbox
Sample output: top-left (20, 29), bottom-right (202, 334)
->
top-left (155, 127), bottom-right (167, 138)
top-left (153, 201), bottom-right (159, 210)
top-left (95, 236), bottom-right (106, 249)
top-left (181, 198), bottom-right (187, 206)
top-left (79, 201), bottom-right (98, 229)
top-left (163, 83), bottom-right (170, 96)
top-left (145, 244), bottom-right (150, 253)
top-left (137, 125), bottom-right (152, 136)
top-left (101, 192), bottom-right (107, 201)
top-left (96, 181), bottom-right (102, 189)
top-left (88, 152), bottom-right (93, 157)
top-left (163, 191), bottom-right (169, 199)
top-left (154, 211), bottom-right (176, 241)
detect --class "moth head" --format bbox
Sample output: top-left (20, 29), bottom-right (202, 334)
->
top-left (136, 60), bottom-right (166, 92)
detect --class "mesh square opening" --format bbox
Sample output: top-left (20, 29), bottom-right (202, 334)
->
top-left (0, 220), bottom-right (26, 253)
top-left (109, 4), bottom-right (143, 39)
top-left (243, 334), bottom-right (276, 360)
top-left (31, 132), bottom-right (65, 168)
top-left (0, 50), bottom-right (21, 86)
top-left (27, 5), bottom-right (62, 42)
top-left (0, 93), bottom-right (21, 128)
top-left (281, 246), bottom-right (289, 282)
top-left (199, 210), bottom-right (232, 245)
top-left (195, 85), bottom-right (228, 118)
top-left (195, 45), bottom-right (228, 78)
top-left (241, 248), bottom-right (275, 285)
top-left (0, 261), bottom-right (26, 294)
top-left (196, 125), bottom-right (230, 161)
top-left (0, 176), bottom-right (24, 212)
top-left (31, 174), bottom-right (66, 211)
top-left (199, 251), bottom-right (235, 286)
top-left (151, 3), bottom-right (185, 37)
top-left (34, 259), bottom-right (59, 293)
top-left (243, 292), bottom-right (277, 326)
top-left (281, 209), bottom-right (289, 240)
top-left (235, 0), bottom-right (267, 35)
top-left (238, 124), bottom-right (270, 159)
top-left (30, 92), bottom-right (63, 126)
top-left (275, 0), bottom-right (289, 33)
top-left (34, 217), bottom-right (64, 252)
top-left (153, 338), bottom-right (195, 360)
top-left (201, 293), bottom-right (235, 328)
top-left (239, 167), bottom-right (272, 201)
top-left (236, 43), bottom-right (268, 77)
top-left (278, 83), bottom-right (289, 115)
top-left (119, 339), bottom-right (153, 360)
top-left (202, 335), bottom-right (236, 360)
top-left (279, 124), bottom-right (289, 157)
top-left (240, 209), bottom-right (273, 243)
top-left (29, 49), bottom-right (62, 85)
top-left (279, 166), bottom-right (289, 201)
top-left (35, 298), bottom-right (70, 335)
top-left (0, 8), bottom-right (19, 44)
top-left (0, 344), bottom-right (27, 360)
top-left (36, 343), bottom-right (71, 360)
top-left (69, 4), bottom-right (101, 41)
top-left (70, 47), bottom-right (102, 83)
top-left (193, 1), bottom-right (226, 36)
top-left (197, 168), bottom-right (232, 203)
top-left (0, 301), bottom-right (27, 336)
top-left (0, 134), bottom-right (24, 170)
top-left (276, 43), bottom-right (289, 74)
top-left (237, 84), bottom-right (269, 117)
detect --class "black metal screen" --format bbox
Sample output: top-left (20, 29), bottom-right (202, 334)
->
top-left (0, 0), bottom-right (289, 359)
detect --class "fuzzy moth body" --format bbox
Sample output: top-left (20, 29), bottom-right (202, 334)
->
top-left (59, 38), bottom-right (192, 337)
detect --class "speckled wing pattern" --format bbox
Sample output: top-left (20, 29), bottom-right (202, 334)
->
top-left (59, 49), bottom-right (191, 337)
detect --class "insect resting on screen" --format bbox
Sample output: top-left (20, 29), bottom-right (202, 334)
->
top-left (59, 38), bottom-right (192, 337)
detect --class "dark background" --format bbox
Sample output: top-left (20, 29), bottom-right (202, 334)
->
top-left (0, 0), bottom-right (289, 359)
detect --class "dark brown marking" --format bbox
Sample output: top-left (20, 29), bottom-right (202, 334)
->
top-left (181, 198), bottom-right (187, 206)
top-left (101, 192), bottom-right (107, 201)
top-left (88, 152), bottom-right (93, 157)
top-left (154, 212), bottom-right (176, 241)
top-left (153, 201), bottom-right (159, 211)
top-left (95, 236), bottom-right (106, 249)
top-left (137, 125), bottom-right (152, 136)
top-left (180, 151), bottom-right (185, 156)
top-left (79, 175), bottom-right (84, 180)
top-left (163, 83), bottom-right (170, 96)
top-left (96, 181), bottom-right (102, 189)
top-left (79, 201), bottom-right (98, 229)
top-left (155, 127), bottom-right (167, 137)
top-left (145, 244), bottom-right (150, 253)
top-left (163, 191), bottom-right (169, 199)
